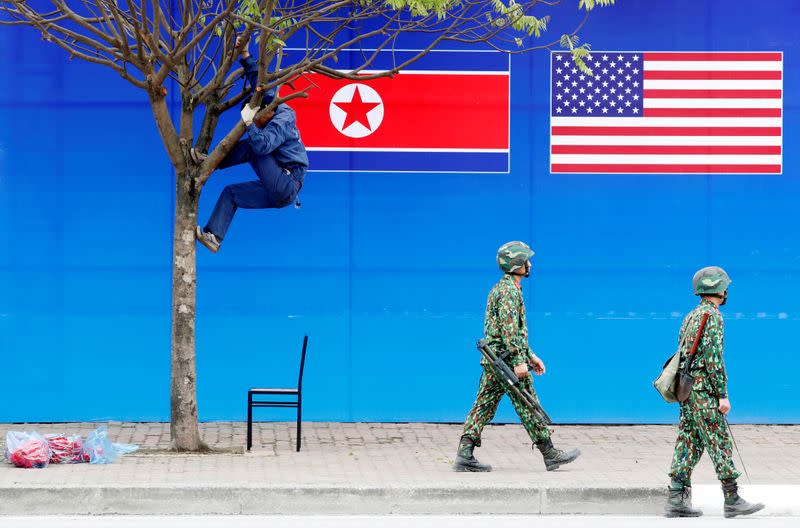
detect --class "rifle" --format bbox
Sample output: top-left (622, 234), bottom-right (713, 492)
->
top-left (477, 338), bottom-right (552, 425)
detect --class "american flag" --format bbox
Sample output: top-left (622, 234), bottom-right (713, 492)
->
top-left (550, 52), bottom-right (783, 174)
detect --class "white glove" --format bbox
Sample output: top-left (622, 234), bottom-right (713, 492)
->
top-left (240, 104), bottom-right (257, 126)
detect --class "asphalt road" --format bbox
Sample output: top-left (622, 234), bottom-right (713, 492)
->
top-left (1, 516), bottom-right (792, 528)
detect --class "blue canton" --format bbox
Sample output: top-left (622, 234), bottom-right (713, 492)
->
top-left (551, 52), bottom-right (644, 117)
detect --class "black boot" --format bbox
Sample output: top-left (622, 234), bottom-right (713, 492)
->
top-left (664, 479), bottom-right (703, 518)
top-left (535, 438), bottom-right (580, 471)
top-left (722, 479), bottom-right (765, 518)
top-left (453, 435), bottom-right (491, 472)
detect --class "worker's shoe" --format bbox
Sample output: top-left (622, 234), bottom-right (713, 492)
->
top-left (190, 148), bottom-right (208, 164)
top-left (535, 438), bottom-right (580, 471)
top-left (453, 435), bottom-right (491, 472)
top-left (722, 479), bottom-right (765, 518)
top-left (664, 479), bottom-right (703, 518)
top-left (196, 226), bottom-right (220, 253)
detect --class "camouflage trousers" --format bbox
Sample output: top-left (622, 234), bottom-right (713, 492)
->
top-left (462, 367), bottom-right (551, 445)
top-left (669, 404), bottom-right (741, 484)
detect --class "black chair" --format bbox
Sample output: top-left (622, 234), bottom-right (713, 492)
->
top-left (247, 335), bottom-right (308, 452)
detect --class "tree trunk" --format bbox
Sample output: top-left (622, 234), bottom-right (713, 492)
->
top-left (170, 169), bottom-right (206, 451)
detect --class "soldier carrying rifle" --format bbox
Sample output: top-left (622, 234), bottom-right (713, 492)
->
top-left (664, 267), bottom-right (764, 518)
top-left (453, 241), bottom-right (580, 472)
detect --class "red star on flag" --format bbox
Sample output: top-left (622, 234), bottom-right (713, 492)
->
top-left (332, 85), bottom-right (381, 131)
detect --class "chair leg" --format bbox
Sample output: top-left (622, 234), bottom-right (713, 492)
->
top-left (247, 393), bottom-right (253, 452)
top-left (296, 398), bottom-right (302, 452)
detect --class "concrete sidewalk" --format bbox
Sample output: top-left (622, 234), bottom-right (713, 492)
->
top-left (1, 422), bottom-right (798, 516)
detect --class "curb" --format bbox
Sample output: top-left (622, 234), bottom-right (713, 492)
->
top-left (0, 485), bottom-right (679, 516)
top-left (0, 484), bottom-right (795, 516)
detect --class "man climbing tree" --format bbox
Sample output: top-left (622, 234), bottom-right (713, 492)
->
top-left (195, 36), bottom-right (308, 253)
top-left (0, 0), bottom-right (614, 451)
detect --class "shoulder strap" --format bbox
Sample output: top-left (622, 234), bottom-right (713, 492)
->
top-left (683, 312), bottom-right (710, 372)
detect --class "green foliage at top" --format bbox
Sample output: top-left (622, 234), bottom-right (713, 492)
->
top-left (214, 0), bottom-right (612, 68)
top-left (567, 1), bottom-right (613, 75)
top-left (560, 33), bottom-right (593, 75)
top-left (382, 0), bottom-right (459, 18)
top-left (491, 0), bottom-right (549, 38)
top-left (579, 0), bottom-right (615, 11)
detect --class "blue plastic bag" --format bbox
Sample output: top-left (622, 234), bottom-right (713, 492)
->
top-left (82, 426), bottom-right (139, 464)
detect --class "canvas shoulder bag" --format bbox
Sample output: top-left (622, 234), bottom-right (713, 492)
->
top-left (653, 312), bottom-right (710, 403)
top-left (653, 343), bottom-right (684, 403)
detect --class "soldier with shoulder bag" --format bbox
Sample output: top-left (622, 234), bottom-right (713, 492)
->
top-left (660, 267), bottom-right (765, 519)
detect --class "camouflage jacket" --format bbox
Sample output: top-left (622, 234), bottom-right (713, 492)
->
top-left (678, 299), bottom-right (728, 408)
top-left (482, 274), bottom-right (534, 368)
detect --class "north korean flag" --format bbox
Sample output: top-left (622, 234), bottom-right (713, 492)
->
top-left (283, 49), bottom-right (510, 173)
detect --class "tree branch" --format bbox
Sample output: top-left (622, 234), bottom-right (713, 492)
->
top-left (150, 91), bottom-right (183, 167)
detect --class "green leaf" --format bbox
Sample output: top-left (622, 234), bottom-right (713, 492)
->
top-left (579, 0), bottom-right (615, 12)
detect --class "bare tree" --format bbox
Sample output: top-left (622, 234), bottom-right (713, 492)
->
top-left (0, 0), bottom-right (614, 451)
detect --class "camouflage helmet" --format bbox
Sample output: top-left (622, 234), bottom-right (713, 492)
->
top-left (496, 241), bottom-right (534, 274)
top-left (692, 266), bottom-right (732, 296)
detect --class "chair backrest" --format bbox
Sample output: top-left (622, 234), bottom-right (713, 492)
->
top-left (297, 335), bottom-right (309, 389)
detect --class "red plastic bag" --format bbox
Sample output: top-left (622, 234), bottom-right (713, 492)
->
top-left (45, 435), bottom-right (85, 464)
top-left (5, 432), bottom-right (51, 469)
top-left (71, 436), bottom-right (89, 463)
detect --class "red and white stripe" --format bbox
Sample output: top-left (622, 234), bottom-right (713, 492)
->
top-left (551, 52), bottom-right (783, 174)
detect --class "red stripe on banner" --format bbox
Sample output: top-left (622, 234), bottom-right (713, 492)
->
top-left (644, 89), bottom-right (782, 99)
top-left (643, 52), bottom-right (783, 61)
top-left (551, 126), bottom-right (782, 136)
top-left (284, 73), bottom-right (509, 149)
top-left (551, 145), bottom-right (782, 155)
top-left (643, 108), bottom-right (783, 117)
top-left (551, 164), bottom-right (782, 173)
top-left (643, 70), bottom-right (783, 80)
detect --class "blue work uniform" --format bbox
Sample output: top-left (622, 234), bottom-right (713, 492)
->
top-left (205, 57), bottom-right (308, 240)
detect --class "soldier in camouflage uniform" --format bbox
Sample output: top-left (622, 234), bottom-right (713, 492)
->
top-left (453, 241), bottom-right (580, 472)
top-left (665, 266), bottom-right (765, 518)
